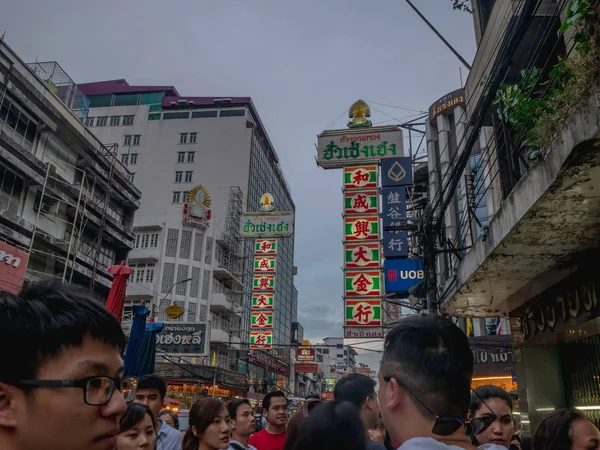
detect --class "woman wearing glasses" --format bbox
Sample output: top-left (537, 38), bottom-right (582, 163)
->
top-left (468, 386), bottom-right (516, 449)
top-left (182, 398), bottom-right (231, 450)
top-left (116, 402), bottom-right (157, 450)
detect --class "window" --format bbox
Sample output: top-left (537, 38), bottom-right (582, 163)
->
top-left (187, 152), bottom-right (195, 163)
top-left (176, 265), bottom-right (189, 295)
top-left (127, 173), bottom-right (135, 183)
top-left (180, 133), bottom-right (187, 144)
top-left (141, 234), bottom-right (149, 248)
top-left (0, 165), bottom-right (24, 199)
top-left (151, 233), bottom-right (159, 247)
top-left (187, 302), bottom-right (197, 321)
top-left (148, 113), bottom-right (161, 121)
top-left (146, 264), bottom-right (155, 283)
top-left (175, 172), bottom-right (183, 183)
top-left (148, 104), bottom-right (162, 112)
top-left (185, 171), bottom-right (193, 183)
top-left (85, 117), bottom-right (94, 127)
top-left (124, 135), bottom-right (132, 146)
top-left (201, 269), bottom-right (210, 300)
top-left (177, 152), bottom-right (185, 163)
top-left (129, 153), bottom-right (138, 165)
top-left (164, 112), bottom-right (189, 120)
top-left (165, 229), bottom-right (179, 257)
top-left (132, 135), bottom-right (141, 146)
top-left (96, 116), bottom-right (108, 127)
top-left (135, 264), bottom-right (146, 283)
top-left (192, 110), bottom-right (218, 118)
top-left (193, 232), bottom-right (204, 262)
top-left (110, 116), bottom-right (121, 126)
top-left (172, 192), bottom-right (181, 203)
top-left (88, 95), bottom-right (112, 108)
top-left (182, 191), bottom-right (189, 202)
top-left (121, 154), bottom-right (129, 165)
top-left (190, 267), bottom-right (201, 298)
top-left (161, 263), bottom-right (176, 293)
top-left (140, 92), bottom-right (164, 105)
top-left (189, 133), bottom-right (197, 144)
top-left (200, 304), bottom-right (207, 322)
top-left (123, 115), bottom-right (134, 126)
top-left (114, 93), bottom-right (138, 107)
top-left (180, 230), bottom-right (192, 259)
top-left (205, 237), bottom-right (212, 264)
top-left (220, 109), bottom-right (245, 117)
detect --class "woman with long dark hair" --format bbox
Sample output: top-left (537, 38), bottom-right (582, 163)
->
top-left (468, 385), bottom-right (516, 448)
top-left (116, 402), bottom-right (157, 450)
top-left (534, 408), bottom-right (600, 450)
top-left (182, 398), bottom-right (231, 450)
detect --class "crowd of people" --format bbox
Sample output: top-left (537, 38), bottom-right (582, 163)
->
top-left (1, 280), bottom-right (600, 450)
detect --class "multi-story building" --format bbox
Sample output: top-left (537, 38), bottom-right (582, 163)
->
top-left (0, 41), bottom-right (140, 296)
top-left (78, 78), bottom-right (297, 398)
top-left (315, 337), bottom-right (357, 382)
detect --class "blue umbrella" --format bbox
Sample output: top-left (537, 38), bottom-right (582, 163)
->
top-left (142, 322), bottom-right (164, 375)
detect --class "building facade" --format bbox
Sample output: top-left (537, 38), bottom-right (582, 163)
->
top-left (78, 79), bottom-right (297, 397)
top-left (0, 42), bottom-right (140, 296)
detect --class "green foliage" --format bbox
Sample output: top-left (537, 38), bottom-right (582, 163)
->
top-left (559, 0), bottom-right (594, 54)
top-left (452, 0), bottom-right (472, 13)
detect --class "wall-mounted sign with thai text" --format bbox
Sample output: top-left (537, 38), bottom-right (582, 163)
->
top-left (241, 212), bottom-right (294, 238)
top-left (343, 190), bottom-right (378, 215)
top-left (252, 274), bottom-right (275, 291)
top-left (429, 88), bottom-right (465, 122)
top-left (345, 270), bottom-right (382, 297)
top-left (255, 239), bottom-right (277, 255)
top-left (254, 256), bottom-right (276, 273)
top-left (156, 323), bottom-right (207, 355)
top-left (251, 292), bottom-right (274, 310)
top-left (343, 166), bottom-right (378, 190)
top-left (344, 216), bottom-right (379, 242)
top-left (344, 327), bottom-right (384, 339)
top-left (0, 240), bottom-right (29, 295)
top-left (344, 242), bottom-right (381, 269)
top-left (344, 299), bottom-right (382, 327)
top-left (317, 126), bottom-right (404, 169)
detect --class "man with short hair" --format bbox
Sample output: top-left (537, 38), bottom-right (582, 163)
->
top-left (134, 374), bottom-right (182, 450)
top-left (334, 373), bottom-right (386, 450)
top-left (0, 281), bottom-right (133, 450)
top-left (378, 315), bottom-right (506, 450)
top-left (248, 391), bottom-right (288, 450)
top-left (228, 399), bottom-right (257, 450)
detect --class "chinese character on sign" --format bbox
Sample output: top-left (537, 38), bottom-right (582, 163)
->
top-left (261, 241), bottom-right (272, 252)
top-left (353, 274), bottom-right (372, 292)
top-left (387, 191), bottom-right (402, 204)
top-left (257, 295), bottom-right (269, 307)
top-left (354, 304), bottom-right (373, 323)
top-left (353, 246), bottom-right (369, 263)
top-left (257, 314), bottom-right (268, 326)
top-left (256, 335), bottom-right (267, 345)
top-left (352, 170), bottom-right (369, 185)
top-left (387, 207), bottom-right (404, 220)
top-left (388, 238), bottom-right (404, 252)
top-left (353, 220), bottom-right (370, 238)
top-left (352, 194), bottom-right (368, 211)
top-left (259, 259), bottom-right (270, 269)
top-left (259, 278), bottom-right (270, 289)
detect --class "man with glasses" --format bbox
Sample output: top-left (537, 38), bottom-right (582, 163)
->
top-left (378, 315), bottom-right (506, 450)
top-left (334, 373), bottom-right (386, 450)
top-left (0, 280), bottom-right (136, 450)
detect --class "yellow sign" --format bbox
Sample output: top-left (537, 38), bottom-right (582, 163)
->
top-left (184, 184), bottom-right (212, 227)
top-left (165, 304), bottom-right (184, 320)
top-left (259, 193), bottom-right (274, 212)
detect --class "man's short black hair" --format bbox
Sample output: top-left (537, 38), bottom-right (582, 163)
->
top-left (228, 398), bottom-right (251, 420)
top-left (333, 373), bottom-right (376, 407)
top-left (138, 374), bottom-right (167, 399)
top-left (263, 391), bottom-right (287, 412)
top-left (0, 280), bottom-right (125, 383)
top-left (381, 315), bottom-right (473, 419)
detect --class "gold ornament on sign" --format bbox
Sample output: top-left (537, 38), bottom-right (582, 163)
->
top-left (347, 99), bottom-right (372, 128)
top-left (259, 193), bottom-right (275, 212)
top-left (187, 185), bottom-right (211, 208)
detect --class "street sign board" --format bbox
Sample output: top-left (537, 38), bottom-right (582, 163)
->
top-left (344, 242), bottom-right (381, 269)
top-left (252, 274), bottom-right (275, 291)
top-left (296, 348), bottom-right (316, 362)
top-left (344, 216), bottom-right (379, 242)
top-left (0, 239), bottom-right (29, 295)
top-left (344, 270), bottom-right (382, 297)
top-left (382, 231), bottom-right (409, 258)
top-left (250, 331), bottom-right (273, 349)
top-left (344, 299), bottom-right (383, 327)
top-left (382, 187), bottom-right (407, 227)
top-left (381, 157), bottom-right (413, 187)
top-left (343, 166), bottom-right (378, 190)
top-left (343, 190), bottom-right (378, 215)
top-left (317, 126), bottom-right (404, 169)
top-left (384, 259), bottom-right (424, 293)
top-left (156, 323), bottom-right (207, 355)
top-left (251, 292), bottom-right (274, 310)
top-left (251, 311), bottom-right (274, 328)
top-left (254, 256), bottom-right (276, 273)
top-left (294, 363), bottom-right (319, 374)
top-left (255, 239), bottom-right (277, 255)
top-left (344, 326), bottom-right (384, 339)
top-left (241, 212), bottom-right (294, 238)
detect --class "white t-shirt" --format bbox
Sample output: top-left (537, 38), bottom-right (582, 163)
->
top-left (398, 437), bottom-right (508, 450)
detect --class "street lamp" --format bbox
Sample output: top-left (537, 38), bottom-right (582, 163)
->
top-left (152, 278), bottom-right (192, 318)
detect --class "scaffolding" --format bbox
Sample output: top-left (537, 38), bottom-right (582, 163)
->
top-left (222, 186), bottom-right (244, 276)
top-left (27, 61), bottom-right (90, 120)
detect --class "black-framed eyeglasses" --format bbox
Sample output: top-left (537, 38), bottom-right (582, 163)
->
top-left (18, 376), bottom-right (138, 406)
top-left (382, 376), bottom-right (495, 437)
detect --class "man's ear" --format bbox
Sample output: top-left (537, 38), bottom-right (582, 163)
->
top-left (230, 419), bottom-right (237, 431)
top-left (0, 382), bottom-right (21, 428)
top-left (381, 378), bottom-right (403, 413)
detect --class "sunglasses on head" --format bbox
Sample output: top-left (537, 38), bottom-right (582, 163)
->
top-left (382, 376), bottom-right (496, 437)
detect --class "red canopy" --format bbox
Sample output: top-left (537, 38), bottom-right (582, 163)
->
top-left (105, 261), bottom-right (134, 323)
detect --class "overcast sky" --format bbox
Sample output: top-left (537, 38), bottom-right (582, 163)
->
top-left (1, 0), bottom-right (477, 367)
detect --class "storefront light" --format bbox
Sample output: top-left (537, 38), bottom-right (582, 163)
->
top-left (536, 407), bottom-right (556, 411)
top-left (575, 406), bottom-right (600, 410)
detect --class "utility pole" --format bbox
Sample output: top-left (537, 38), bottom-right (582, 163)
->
top-left (421, 219), bottom-right (438, 315)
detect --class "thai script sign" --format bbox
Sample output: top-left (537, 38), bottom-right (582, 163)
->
top-left (317, 126), bottom-right (404, 169)
top-left (384, 259), bottom-right (424, 293)
top-left (0, 240), bottom-right (29, 295)
top-left (156, 323), bottom-right (207, 355)
top-left (344, 216), bottom-right (379, 242)
top-left (429, 88), bottom-right (465, 122)
top-left (345, 270), bottom-right (382, 297)
top-left (252, 274), bottom-right (275, 291)
top-left (255, 239), bottom-right (277, 255)
top-left (251, 311), bottom-right (273, 328)
top-left (344, 326), bottom-right (384, 338)
top-left (344, 242), bottom-right (381, 269)
top-left (254, 256), bottom-right (276, 273)
top-left (294, 363), bottom-right (319, 374)
top-left (241, 212), bottom-right (294, 238)
top-left (296, 348), bottom-right (316, 362)
top-left (345, 299), bottom-right (382, 327)
top-left (381, 157), bottom-right (413, 187)
top-left (250, 331), bottom-right (273, 349)
top-left (343, 166), bottom-right (378, 190)
top-left (251, 292), bottom-right (274, 310)
top-left (344, 190), bottom-right (378, 215)
top-left (382, 187), bottom-right (407, 228)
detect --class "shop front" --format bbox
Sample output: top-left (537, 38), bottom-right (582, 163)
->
top-left (248, 351), bottom-right (291, 394)
top-left (510, 267), bottom-right (600, 432)
top-left (470, 335), bottom-right (517, 392)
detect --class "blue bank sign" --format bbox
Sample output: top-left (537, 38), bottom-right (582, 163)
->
top-left (384, 259), bottom-right (424, 293)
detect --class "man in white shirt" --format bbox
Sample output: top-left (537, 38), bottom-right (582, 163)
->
top-left (378, 315), bottom-right (507, 450)
top-left (228, 399), bottom-right (257, 450)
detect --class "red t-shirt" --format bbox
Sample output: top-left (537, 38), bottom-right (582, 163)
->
top-left (248, 429), bottom-right (287, 450)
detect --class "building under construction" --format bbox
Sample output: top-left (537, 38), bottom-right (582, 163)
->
top-left (0, 40), bottom-right (141, 296)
